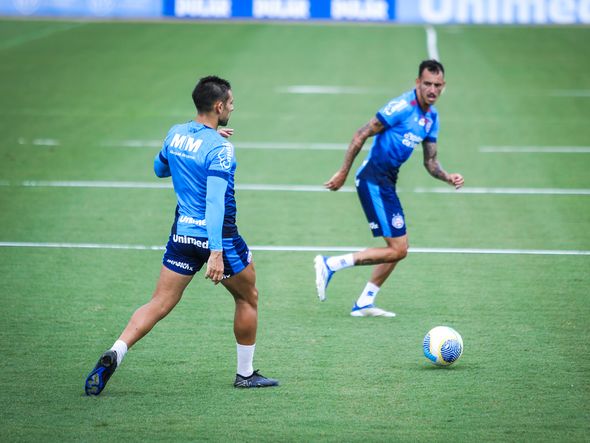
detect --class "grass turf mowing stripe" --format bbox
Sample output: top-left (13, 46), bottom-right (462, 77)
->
top-left (3, 180), bottom-right (590, 195)
top-left (1, 242), bottom-right (589, 256)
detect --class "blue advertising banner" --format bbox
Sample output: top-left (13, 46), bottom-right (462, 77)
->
top-left (1, 0), bottom-right (588, 24)
top-left (163, 0), bottom-right (396, 21)
top-left (0, 0), bottom-right (162, 18)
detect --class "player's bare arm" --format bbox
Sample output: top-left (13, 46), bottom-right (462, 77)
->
top-left (422, 140), bottom-right (464, 189)
top-left (325, 117), bottom-right (385, 191)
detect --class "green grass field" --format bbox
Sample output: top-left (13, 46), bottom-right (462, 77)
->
top-left (1, 19), bottom-right (589, 442)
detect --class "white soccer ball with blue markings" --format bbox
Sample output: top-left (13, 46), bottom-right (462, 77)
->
top-left (423, 326), bottom-right (463, 366)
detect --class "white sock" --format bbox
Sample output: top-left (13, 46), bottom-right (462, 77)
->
top-left (236, 343), bottom-right (255, 377)
top-left (355, 282), bottom-right (381, 308)
top-left (110, 340), bottom-right (128, 366)
top-left (326, 253), bottom-right (355, 272)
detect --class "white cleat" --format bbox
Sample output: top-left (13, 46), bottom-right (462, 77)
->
top-left (350, 304), bottom-right (396, 318)
top-left (314, 255), bottom-right (334, 302)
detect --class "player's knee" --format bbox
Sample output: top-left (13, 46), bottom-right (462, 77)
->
top-left (247, 287), bottom-right (258, 309)
top-left (386, 243), bottom-right (408, 262)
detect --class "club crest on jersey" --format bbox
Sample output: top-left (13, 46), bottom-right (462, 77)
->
top-left (419, 117), bottom-right (432, 132)
top-left (392, 214), bottom-right (404, 230)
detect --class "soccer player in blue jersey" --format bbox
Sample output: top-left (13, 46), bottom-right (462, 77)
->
top-left (85, 76), bottom-right (278, 394)
top-left (314, 60), bottom-right (464, 317)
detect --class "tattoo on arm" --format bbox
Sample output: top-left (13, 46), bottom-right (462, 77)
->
top-left (422, 141), bottom-right (450, 183)
top-left (340, 118), bottom-right (384, 173)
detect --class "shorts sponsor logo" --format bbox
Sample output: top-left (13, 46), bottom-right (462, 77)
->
top-left (166, 259), bottom-right (194, 272)
top-left (172, 234), bottom-right (208, 249)
top-left (392, 214), bottom-right (405, 229)
top-left (178, 215), bottom-right (206, 226)
top-left (369, 222), bottom-right (380, 230)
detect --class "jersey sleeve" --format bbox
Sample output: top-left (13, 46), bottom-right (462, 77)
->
top-left (205, 175), bottom-right (228, 251)
top-left (154, 127), bottom-right (176, 178)
top-left (425, 114), bottom-right (439, 143)
top-left (375, 98), bottom-right (411, 129)
top-left (205, 141), bottom-right (234, 180)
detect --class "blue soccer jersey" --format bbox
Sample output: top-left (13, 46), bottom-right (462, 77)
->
top-left (356, 89), bottom-right (439, 186)
top-left (154, 120), bottom-right (237, 249)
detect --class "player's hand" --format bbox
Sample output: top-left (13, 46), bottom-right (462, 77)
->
top-left (325, 170), bottom-right (348, 191)
top-left (449, 173), bottom-right (464, 190)
top-left (218, 127), bottom-right (234, 138)
top-left (205, 251), bottom-right (225, 284)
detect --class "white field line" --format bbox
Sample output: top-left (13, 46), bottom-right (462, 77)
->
top-left (0, 241), bottom-right (588, 256)
top-left (3, 180), bottom-right (590, 195)
top-left (425, 25), bottom-right (440, 61)
top-left (275, 85), bottom-right (381, 95)
top-left (480, 146), bottom-right (590, 153)
top-left (21, 138), bottom-right (589, 154)
top-left (413, 186), bottom-right (590, 195)
top-left (19, 138), bottom-right (350, 150)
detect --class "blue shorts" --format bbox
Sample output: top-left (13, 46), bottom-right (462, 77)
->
top-left (356, 178), bottom-right (406, 238)
top-left (162, 233), bottom-right (252, 277)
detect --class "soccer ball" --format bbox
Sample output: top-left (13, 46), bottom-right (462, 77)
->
top-left (423, 326), bottom-right (463, 366)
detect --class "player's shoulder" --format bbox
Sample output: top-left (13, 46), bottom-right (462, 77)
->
top-left (380, 90), bottom-right (414, 116)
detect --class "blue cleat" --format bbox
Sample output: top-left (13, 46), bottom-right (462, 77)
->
top-left (314, 255), bottom-right (334, 301)
top-left (234, 370), bottom-right (279, 388)
top-left (85, 350), bottom-right (117, 396)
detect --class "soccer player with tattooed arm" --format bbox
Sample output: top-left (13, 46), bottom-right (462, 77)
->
top-left (314, 59), bottom-right (464, 317)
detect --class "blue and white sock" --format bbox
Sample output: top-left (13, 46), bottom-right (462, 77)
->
top-left (355, 282), bottom-right (381, 308)
top-left (326, 253), bottom-right (354, 272)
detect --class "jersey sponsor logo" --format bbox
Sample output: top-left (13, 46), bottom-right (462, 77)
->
top-left (166, 258), bottom-right (194, 272)
top-left (172, 234), bottom-right (209, 249)
top-left (402, 132), bottom-right (423, 148)
top-left (331, 0), bottom-right (389, 21)
top-left (170, 133), bottom-right (203, 152)
top-left (174, 0), bottom-right (231, 18)
top-left (178, 215), bottom-right (207, 226)
top-left (253, 0), bottom-right (310, 19)
top-left (217, 142), bottom-right (234, 170)
top-left (392, 213), bottom-right (405, 229)
top-left (383, 99), bottom-right (408, 116)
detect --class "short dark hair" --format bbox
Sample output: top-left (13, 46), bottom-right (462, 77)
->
top-left (418, 59), bottom-right (445, 77)
top-left (192, 76), bottom-right (231, 113)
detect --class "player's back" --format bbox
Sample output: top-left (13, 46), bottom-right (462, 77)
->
top-left (160, 120), bottom-right (237, 237)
